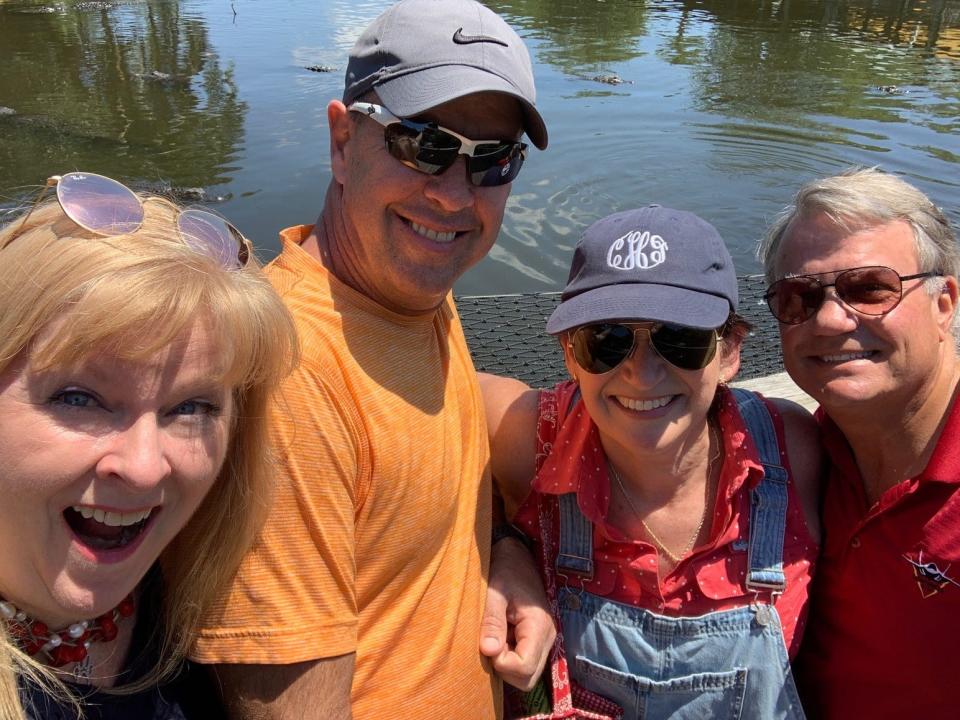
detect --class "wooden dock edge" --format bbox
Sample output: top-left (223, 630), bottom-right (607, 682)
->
top-left (731, 372), bottom-right (818, 412)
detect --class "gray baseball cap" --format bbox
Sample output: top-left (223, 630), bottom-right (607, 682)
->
top-left (344, 0), bottom-right (548, 150)
top-left (546, 206), bottom-right (738, 334)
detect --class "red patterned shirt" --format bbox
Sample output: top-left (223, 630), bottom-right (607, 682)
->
top-left (513, 382), bottom-right (818, 658)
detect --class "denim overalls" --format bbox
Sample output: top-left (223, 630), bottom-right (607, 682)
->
top-left (553, 389), bottom-right (806, 719)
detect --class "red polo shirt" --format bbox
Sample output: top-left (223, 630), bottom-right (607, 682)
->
top-left (795, 394), bottom-right (960, 718)
top-left (514, 382), bottom-right (818, 658)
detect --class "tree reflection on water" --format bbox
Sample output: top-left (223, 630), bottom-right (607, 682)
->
top-left (0, 0), bottom-right (955, 280)
top-left (0, 0), bottom-right (246, 203)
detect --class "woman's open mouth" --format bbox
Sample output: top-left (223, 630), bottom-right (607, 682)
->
top-left (63, 506), bottom-right (155, 551)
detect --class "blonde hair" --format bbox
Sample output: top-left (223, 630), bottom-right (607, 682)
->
top-left (0, 196), bottom-right (298, 717)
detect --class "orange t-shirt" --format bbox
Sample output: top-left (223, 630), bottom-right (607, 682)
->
top-left (192, 226), bottom-right (499, 718)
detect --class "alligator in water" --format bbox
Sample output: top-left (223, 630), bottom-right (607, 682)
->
top-left (305, 65), bottom-right (337, 73)
top-left (139, 70), bottom-right (191, 86)
top-left (146, 184), bottom-right (231, 204)
top-left (591, 74), bottom-right (633, 85)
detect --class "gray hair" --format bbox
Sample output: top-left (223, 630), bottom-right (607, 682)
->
top-left (758, 166), bottom-right (958, 283)
top-left (757, 166), bottom-right (960, 338)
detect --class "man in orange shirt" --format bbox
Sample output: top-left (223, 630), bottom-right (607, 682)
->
top-left (190, 0), bottom-right (552, 717)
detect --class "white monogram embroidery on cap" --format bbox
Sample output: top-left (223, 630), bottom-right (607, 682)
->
top-left (606, 230), bottom-right (668, 270)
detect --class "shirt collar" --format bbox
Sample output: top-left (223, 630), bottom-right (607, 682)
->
top-left (532, 385), bottom-right (766, 532)
top-left (818, 390), bottom-right (960, 486)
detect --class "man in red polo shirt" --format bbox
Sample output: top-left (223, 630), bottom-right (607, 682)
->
top-left (759, 167), bottom-right (960, 719)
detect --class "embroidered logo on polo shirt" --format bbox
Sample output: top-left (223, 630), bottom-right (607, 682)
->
top-left (903, 550), bottom-right (960, 598)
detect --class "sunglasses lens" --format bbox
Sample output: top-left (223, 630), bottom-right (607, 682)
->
top-left (768, 265), bottom-right (907, 324)
top-left (57, 172), bottom-right (143, 235)
top-left (572, 324), bottom-right (635, 374)
top-left (767, 276), bottom-right (824, 324)
top-left (469, 144), bottom-right (525, 187)
top-left (384, 121), bottom-right (525, 188)
top-left (178, 209), bottom-right (248, 269)
top-left (384, 124), bottom-right (458, 175)
top-left (650, 324), bottom-right (719, 370)
top-left (573, 323), bottom-right (719, 373)
top-left (836, 266), bottom-right (902, 314)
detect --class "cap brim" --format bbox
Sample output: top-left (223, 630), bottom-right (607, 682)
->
top-left (374, 66), bottom-right (548, 150)
top-left (545, 284), bottom-right (731, 334)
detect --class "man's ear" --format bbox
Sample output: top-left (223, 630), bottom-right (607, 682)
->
top-left (936, 275), bottom-right (959, 340)
top-left (719, 332), bottom-right (743, 383)
top-left (328, 100), bottom-right (352, 185)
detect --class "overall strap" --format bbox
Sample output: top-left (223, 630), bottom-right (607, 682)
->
top-left (731, 388), bottom-right (789, 593)
top-left (552, 387), bottom-right (595, 580)
top-left (528, 385), bottom-right (619, 717)
top-left (557, 493), bottom-right (594, 580)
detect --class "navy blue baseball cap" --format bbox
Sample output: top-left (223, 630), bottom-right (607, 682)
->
top-left (546, 206), bottom-right (738, 334)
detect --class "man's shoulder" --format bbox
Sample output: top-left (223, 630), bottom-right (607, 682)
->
top-left (263, 249), bottom-right (372, 360)
top-left (263, 236), bottom-right (327, 297)
top-left (921, 382), bottom-right (960, 481)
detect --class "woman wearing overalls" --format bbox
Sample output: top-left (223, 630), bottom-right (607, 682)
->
top-left (482, 206), bottom-right (822, 719)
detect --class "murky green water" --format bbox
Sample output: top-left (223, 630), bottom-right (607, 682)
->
top-left (1, 0), bottom-right (957, 294)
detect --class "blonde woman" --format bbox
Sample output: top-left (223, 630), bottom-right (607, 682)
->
top-left (0, 172), bottom-right (297, 719)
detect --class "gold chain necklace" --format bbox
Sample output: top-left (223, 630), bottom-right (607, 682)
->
top-left (609, 422), bottom-right (721, 565)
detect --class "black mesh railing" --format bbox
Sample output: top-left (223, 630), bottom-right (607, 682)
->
top-left (457, 275), bottom-right (781, 388)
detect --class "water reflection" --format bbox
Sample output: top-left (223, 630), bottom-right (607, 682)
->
top-left (0, 0), bottom-right (246, 204)
top-left (474, 0), bottom-right (958, 292)
top-left (0, 0), bottom-right (956, 291)
top-left (665, 0), bottom-right (960, 126)
top-left (489, 0), bottom-right (650, 79)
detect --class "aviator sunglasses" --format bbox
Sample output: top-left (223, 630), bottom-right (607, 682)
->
top-left (348, 101), bottom-right (527, 187)
top-left (763, 265), bottom-right (942, 325)
top-left (6, 172), bottom-right (250, 269)
top-left (571, 322), bottom-right (720, 374)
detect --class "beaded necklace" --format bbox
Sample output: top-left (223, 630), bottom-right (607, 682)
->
top-left (0, 594), bottom-right (135, 668)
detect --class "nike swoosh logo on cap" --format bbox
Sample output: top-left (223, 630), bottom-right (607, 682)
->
top-left (452, 28), bottom-right (508, 46)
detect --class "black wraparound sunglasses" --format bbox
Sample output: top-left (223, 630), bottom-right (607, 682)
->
top-left (348, 101), bottom-right (527, 187)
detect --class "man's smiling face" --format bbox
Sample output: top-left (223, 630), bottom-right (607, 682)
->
top-left (331, 92), bottom-right (523, 315)
top-left (775, 212), bottom-right (956, 412)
